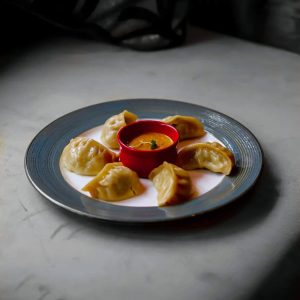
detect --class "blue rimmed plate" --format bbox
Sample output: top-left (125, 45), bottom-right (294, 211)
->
top-left (25, 99), bottom-right (263, 223)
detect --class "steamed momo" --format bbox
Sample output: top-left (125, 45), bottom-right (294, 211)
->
top-left (101, 110), bottom-right (137, 149)
top-left (149, 162), bottom-right (193, 206)
top-left (177, 142), bottom-right (235, 175)
top-left (162, 115), bottom-right (205, 141)
top-left (61, 137), bottom-right (118, 176)
top-left (82, 162), bottom-right (144, 201)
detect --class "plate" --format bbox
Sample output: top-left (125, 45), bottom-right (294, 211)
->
top-left (25, 99), bottom-right (263, 223)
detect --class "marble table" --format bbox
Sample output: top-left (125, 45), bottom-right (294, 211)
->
top-left (1, 28), bottom-right (300, 300)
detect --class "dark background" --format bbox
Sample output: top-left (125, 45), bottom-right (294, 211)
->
top-left (189, 0), bottom-right (300, 54)
top-left (1, 0), bottom-right (299, 53)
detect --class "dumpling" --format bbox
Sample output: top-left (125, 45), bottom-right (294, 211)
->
top-left (177, 142), bottom-right (235, 175)
top-left (162, 115), bottom-right (205, 140)
top-left (149, 162), bottom-right (193, 206)
top-left (61, 137), bottom-right (118, 176)
top-left (82, 162), bottom-right (144, 201)
top-left (101, 110), bottom-right (138, 149)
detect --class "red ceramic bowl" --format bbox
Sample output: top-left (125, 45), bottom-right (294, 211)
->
top-left (117, 120), bottom-right (179, 178)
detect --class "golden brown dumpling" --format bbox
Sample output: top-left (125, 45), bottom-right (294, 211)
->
top-left (177, 142), bottom-right (235, 175)
top-left (61, 137), bottom-right (118, 176)
top-left (149, 162), bottom-right (193, 206)
top-left (101, 110), bottom-right (138, 149)
top-left (82, 162), bottom-right (144, 201)
top-left (162, 115), bottom-right (205, 140)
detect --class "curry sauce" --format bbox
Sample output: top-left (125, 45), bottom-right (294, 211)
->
top-left (128, 132), bottom-right (173, 150)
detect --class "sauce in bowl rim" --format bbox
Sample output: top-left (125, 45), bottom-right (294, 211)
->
top-left (128, 131), bottom-right (174, 151)
top-left (117, 120), bottom-right (179, 154)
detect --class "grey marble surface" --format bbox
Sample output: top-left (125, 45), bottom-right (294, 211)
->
top-left (0, 28), bottom-right (300, 300)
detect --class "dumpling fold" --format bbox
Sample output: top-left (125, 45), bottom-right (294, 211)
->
top-left (101, 110), bottom-right (137, 149)
top-left (162, 115), bottom-right (205, 141)
top-left (61, 137), bottom-right (118, 176)
top-left (149, 162), bottom-right (193, 206)
top-left (177, 142), bottom-right (234, 175)
top-left (82, 162), bottom-right (144, 201)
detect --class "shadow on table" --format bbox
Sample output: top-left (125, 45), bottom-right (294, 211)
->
top-left (246, 235), bottom-right (300, 300)
top-left (49, 151), bottom-right (280, 242)
top-left (0, 38), bottom-right (43, 76)
top-left (184, 27), bottom-right (221, 48)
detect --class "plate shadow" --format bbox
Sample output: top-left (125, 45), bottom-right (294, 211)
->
top-left (246, 235), bottom-right (300, 300)
top-left (46, 149), bottom-right (280, 242)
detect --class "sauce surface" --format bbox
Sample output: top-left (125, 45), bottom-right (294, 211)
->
top-left (128, 132), bottom-right (173, 151)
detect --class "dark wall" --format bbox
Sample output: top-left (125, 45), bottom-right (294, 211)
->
top-left (190, 0), bottom-right (300, 54)
top-left (1, 0), bottom-right (300, 53)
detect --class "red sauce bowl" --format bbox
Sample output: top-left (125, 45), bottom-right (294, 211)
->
top-left (117, 120), bottom-right (179, 178)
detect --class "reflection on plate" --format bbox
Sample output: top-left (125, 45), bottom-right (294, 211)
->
top-left (25, 99), bottom-right (263, 223)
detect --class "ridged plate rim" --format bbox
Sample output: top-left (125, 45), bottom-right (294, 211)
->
top-left (25, 99), bottom-right (263, 223)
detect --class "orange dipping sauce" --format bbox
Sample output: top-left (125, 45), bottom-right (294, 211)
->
top-left (128, 132), bottom-right (173, 151)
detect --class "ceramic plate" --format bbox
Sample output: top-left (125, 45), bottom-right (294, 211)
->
top-left (25, 99), bottom-right (263, 223)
